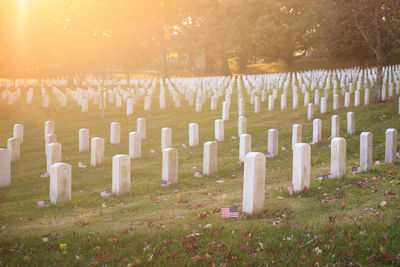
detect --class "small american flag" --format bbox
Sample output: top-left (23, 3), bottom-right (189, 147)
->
top-left (194, 172), bottom-right (203, 178)
top-left (266, 152), bottom-right (274, 158)
top-left (37, 200), bottom-right (50, 207)
top-left (78, 162), bottom-right (86, 168)
top-left (221, 206), bottom-right (239, 218)
top-left (40, 172), bottom-right (49, 178)
top-left (287, 185), bottom-right (293, 196)
top-left (161, 180), bottom-right (172, 187)
top-left (100, 190), bottom-right (111, 197)
top-left (352, 166), bottom-right (360, 174)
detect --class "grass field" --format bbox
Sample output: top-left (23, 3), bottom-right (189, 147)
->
top-left (0, 80), bottom-right (400, 266)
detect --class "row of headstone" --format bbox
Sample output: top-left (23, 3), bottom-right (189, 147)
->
top-left (3, 63), bottom-right (400, 113)
top-left (242, 126), bottom-right (398, 215)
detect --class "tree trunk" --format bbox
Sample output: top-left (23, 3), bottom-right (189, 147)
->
top-left (374, 11), bottom-right (383, 103)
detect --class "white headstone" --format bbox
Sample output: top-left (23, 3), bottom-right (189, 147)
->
top-left (313, 119), bottom-right (322, 144)
top-left (215, 119), bottom-right (224, 142)
top-left (268, 95), bottom-right (274, 111)
top-left (79, 128), bottom-right (89, 152)
top-left (0, 149), bottom-right (11, 187)
top-left (222, 101), bottom-right (230, 120)
top-left (360, 132), bottom-right (372, 172)
top-left (331, 137), bottom-right (346, 178)
top-left (129, 131), bottom-right (141, 159)
top-left (45, 134), bottom-right (57, 155)
top-left (304, 91), bottom-right (309, 106)
top-left (7, 137), bottom-right (20, 162)
top-left (160, 94), bottom-right (166, 109)
top-left (44, 121), bottom-right (54, 139)
top-left (281, 94), bottom-right (286, 110)
top-left (162, 148), bottom-right (178, 184)
top-left (50, 163), bottom-right (71, 205)
top-left (254, 97), bottom-right (260, 113)
top-left (203, 141), bottom-right (217, 176)
top-left (91, 137), bottom-right (105, 167)
top-left (126, 98), bottom-right (134, 116)
top-left (239, 134), bottom-right (251, 162)
top-left (238, 98), bottom-right (245, 116)
top-left (314, 90), bottom-right (319, 105)
top-left (137, 118), bottom-right (146, 140)
top-left (112, 154), bottom-right (131, 195)
top-left (364, 89), bottom-right (370, 105)
top-left (333, 94), bottom-right (339, 110)
top-left (161, 127), bottom-right (172, 150)
top-left (242, 152), bottom-right (265, 215)
top-left (344, 92), bottom-right (350, 107)
top-left (331, 115), bottom-right (340, 138)
top-left (13, 124), bottom-right (24, 144)
top-left (307, 103), bottom-right (313, 121)
top-left (292, 143), bottom-right (311, 192)
top-left (196, 98), bottom-right (202, 113)
top-left (347, 112), bottom-right (355, 135)
top-left (398, 97), bottom-right (400, 115)
top-left (47, 143), bottom-right (62, 174)
top-left (321, 97), bottom-right (327, 114)
top-left (354, 90), bottom-right (360, 106)
top-left (238, 116), bottom-right (246, 137)
top-left (189, 123), bottom-right (199, 147)
top-left (267, 129), bottom-right (278, 157)
top-left (292, 93), bottom-right (298, 109)
top-left (385, 128), bottom-right (398, 164)
top-left (292, 124), bottom-right (302, 149)
top-left (110, 122), bottom-right (121, 144)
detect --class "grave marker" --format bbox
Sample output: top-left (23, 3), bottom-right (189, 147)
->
top-left (162, 148), bottom-right (178, 184)
top-left (112, 154), bottom-right (131, 195)
top-left (360, 132), bottom-right (372, 172)
top-left (50, 163), bottom-right (71, 205)
top-left (189, 123), bottom-right (199, 147)
top-left (242, 152), bottom-right (266, 215)
top-left (331, 137), bottom-right (346, 178)
top-left (239, 134), bottom-right (251, 162)
top-left (0, 149), bottom-right (11, 187)
top-left (79, 128), bottom-right (89, 152)
top-left (129, 131), bottom-right (141, 159)
top-left (385, 128), bottom-right (398, 164)
top-left (292, 143), bottom-right (311, 192)
top-left (91, 137), bottom-right (105, 167)
top-left (203, 141), bottom-right (217, 176)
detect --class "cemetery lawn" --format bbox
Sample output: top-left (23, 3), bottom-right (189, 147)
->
top-left (1, 87), bottom-right (400, 266)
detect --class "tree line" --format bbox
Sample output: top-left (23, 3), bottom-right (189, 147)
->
top-left (0, 0), bottom-right (399, 84)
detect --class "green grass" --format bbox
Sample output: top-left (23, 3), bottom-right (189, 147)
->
top-left (0, 80), bottom-right (400, 266)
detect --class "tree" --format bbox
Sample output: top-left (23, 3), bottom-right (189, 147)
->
top-left (251, 0), bottom-right (319, 72)
top-left (347, 0), bottom-right (400, 101)
top-left (315, 0), bottom-right (375, 68)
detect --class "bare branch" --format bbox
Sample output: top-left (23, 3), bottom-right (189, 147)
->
top-left (383, 44), bottom-right (400, 62)
top-left (353, 14), bottom-right (377, 55)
